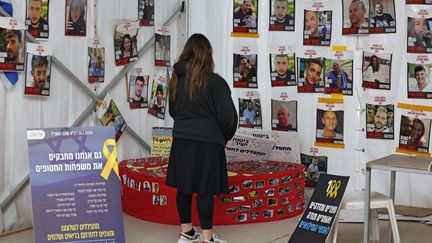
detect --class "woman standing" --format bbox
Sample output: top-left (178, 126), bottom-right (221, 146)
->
top-left (165, 34), bottom-right (238, 243)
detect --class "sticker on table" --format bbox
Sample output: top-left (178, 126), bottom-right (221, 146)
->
top-left (236, 214), bottom-right (247, 222)
top-left (263, 209), bottom-right (274, 218)
top-left (250, 212), bottom-right (259, 220)
top-left (252, 199), bottom-right (263, 208)
top-left (226, 207), bottom-right (238, 214)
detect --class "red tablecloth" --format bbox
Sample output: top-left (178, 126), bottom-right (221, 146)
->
top-left (120, 157), bottom-right (305, 225)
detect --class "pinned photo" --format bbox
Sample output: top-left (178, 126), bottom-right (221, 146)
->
top-left (65, 0), bottom-right (86, 36)
top-left (114, 21), bottom-right (139, 66)
top-left (236, 214), bottom-right (247, 223)
top-left (226, 207), bottom-right (238, 214)
top-left (26, 0), bottom-right (49, 39)
top-left (24, 43), bottom-right (52, 96)
top-left (128, 73), bottom-right (149, 109)
top-left (0, 27), bottom-right (25, 71)
top-left (148, 73), bottom-right (167, 119)
top-left (138, 0), bottom-right (154, 26)
top-left (297, 57), bottom-right (325, 93)
top-left (369, 0), bottom-right (396, 33)
top-left (316, 109), bottom-right (344, 144)
top-left (233, 0), bottom-right (258, 33)
top-left (407, 62), bottom-right (432, 98)
top-left (269, 0), bottom-right (294, 31)
top-left (270, 53), bottom-right (296, 87)
top-left (239, 98), bottom-right (262, 129)
top-left (250, 212), bottom-right (259, 220)
top-left (300, 153), bottom-right (328, 188)
top-left (263, 209), bottom-right (274, 218)
top-left (398, 115), bottom-right (431, 154)
top-left (324, 58), bottom-right (353, 95)
top-left (155, 30), bottom-right (171, 66)
top-left (233, 53), bottom-right (258, 88)
top-left (362, 52), bottom-right (392, 90)
top-left (88, 46), bottom-right (104, 83)
top-left (303, 10), bottom-right (332, 46)
top-left (255, 180), bottom-right (265, 188)
top-left (366, 104), bottom-right (394, 139)
top-left (271, 100), bottom-right (297, 132)
top-left (268, 198), bottom-right (278, 206)
top-left (97, 98), bottom-right (127, 141)
top-left (342, 0), bottom-right (370, 34)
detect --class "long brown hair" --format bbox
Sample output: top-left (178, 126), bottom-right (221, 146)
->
top-left (169, 33), bottom-right (214, 102)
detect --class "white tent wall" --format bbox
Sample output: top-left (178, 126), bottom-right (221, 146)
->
top-left (0, 0), bottom-right (182, 232)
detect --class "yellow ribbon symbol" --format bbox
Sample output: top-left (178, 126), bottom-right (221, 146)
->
top-left (100, 139), bottom-right (119, 180)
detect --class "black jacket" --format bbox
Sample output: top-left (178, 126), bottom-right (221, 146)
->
top-left (170, 61), bottom-right (238, 146)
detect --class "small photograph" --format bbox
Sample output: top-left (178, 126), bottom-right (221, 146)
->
top-left (233, 54), bottom-right (258, 88)
top-left (24, 53), bottom-right (51, 96)
top-left (342, 0), bottom-right (369, 34)
top-left (271, 100), bottom-right (297, 132)
top-left (278, 187), bottom-right (285, 195)
top-left (233, 196), bottom-right (245, 202)
top-left (148, 76), bottom-right (167, 120)
top-left (114, 21), bottom-right (139, 66)
top-left (248, 190), bottom-right (258, 199)
top-left (399, 115), bottom-right (431, 153)
top-left (293, 181), bottom-right (300, 190)
top-left (97, 99), bottom-right (127, 141)
top-left (281, 175), bottom-right (292, 184)
top-left (128, 74), bottom-right (149, 109)
top-left (250, 212), bottom-right (259, 220)
top-left (65, 0), bottom-right (86, 36)
top-left (220, 197), bottom-right (232, 203)
top-left (369, 0), bottom-right (396, 33)
top-left (236, 214), bottom-right (247, 222)
top-left (88, 46), bottom-right (104, 83)
top-left (407, 63), bottom-right (432, 99)
top-left (233, 0), bottom-right (258, 33)
top-left (282, 197), bottom-right (289, 205)
top-left (155, 32), bottom-right (170, 66)
top-left (316, 109), bottom-right (344, 144)
top-left (297, 57), bottom-right (324, 93)
top-left (238, 98), bottom-right (262, 129)
top-left (362, 52), bottom-right (392, 90)
top-left (324, 58), bottom-right (354, 95)
top-left (0, 28), bottom-right (25, 71)
top-left (287, 204), bottom-right (294, 212)
top-left (267, 198), bottom-right (278, 206)
top-left (270, 53), bottom-right (296, 87)
top-left (366, 104), bottom-right (395, 139)
top-left (277, 208), bottom-right (285, 215)
top-left (252, 199), bottom-right (263, 208)
top-left (242, 180), bottom-right (253, 189)
top-left (269, 178), bottom-right (279, 186)
top-left (255, 180), bottom-right (265, 189)
top-left (263, 209), bottom-right (274, 218)
top-left (407, 17), bottom-right (432, 53)
top-left (226, 207), bottom-right (238, 214)
top-left (138, 0), bottom-right (154, 26)
top-left (239, 205), bottom-right (251, 212)
top-left (303, 10), bottom-right (332, 46)
top-left (152, 195), bottom-right (159, 205)
top-left (264, 189), bottom-right (274, 196)
top-left (300, 153), bottom-right (328, 188)
top-left (228, 186), bottom-right (240, 194)
top-left (297, 190), bottom-right (304, 199)
top-left (160, 195), bottom-right (167, 206)
top-left (152, 182), bottom-right (159, 193)
top-left (26, 0), bottom-right (49, 39)
top-left (269, 0), bottom-right (295, 31)
top-left (143, 181), bottom-right (151, 191)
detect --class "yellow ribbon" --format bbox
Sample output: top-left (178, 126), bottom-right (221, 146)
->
top-left (100, 139), bottom-right (119, 180)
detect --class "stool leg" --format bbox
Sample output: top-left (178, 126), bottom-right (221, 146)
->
top-left (370, 209), bottom-right (380, 241)
top-left (387, 201), bottom-right (400, 243)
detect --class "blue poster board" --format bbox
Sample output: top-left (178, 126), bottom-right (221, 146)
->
top-left (27, 126), bottom-right (125, 243)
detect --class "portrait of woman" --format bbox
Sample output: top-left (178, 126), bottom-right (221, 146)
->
top-left (407, 17), bottom-right (432, 49)
top-left (65, 0), bottom-right (86, 36)
top-left (363, 55), bottom-right (379, 82)
top-left (120, 34), bottom-right (133, 58)
top-left (407, 118), bottom-right (428, 147)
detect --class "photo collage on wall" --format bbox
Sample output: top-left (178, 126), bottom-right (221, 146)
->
top-left (342, 0), bottom-right (396, 35)
top-left (88, 39), bottom-right (105, 83)
top-left (303, 1), bottom-right (332, 46)
top-left (148, 70), bottom-right (168, 120)
top-left (64, 0), bottom-right (87, 36)
top-left (114, 21), bottom-right (139, 66)
top-left (0, 17), bottom-right (26, 72)
top-left (234, 45), bottom-right (258, 88)
top-left (362, 44), bottom-right (392, 90)
top-left (397, 104), bottom-right (432, 155)
top-left (300, 153), bottom-right (328, 188)
top-left (271, 91), bottom-right (297, 132)
top-left (233, 0), bottom-right (259, 34)
top-left (24, 43), bottom-right (52, 96)
top-left (269, 45), bottom-right (296, 87)
top-left (238, 91), bottom-right (262, 129)
top-left (269, 0), bottom-right (295, 31)
top-left (365, 96), bottom-right (395, 140)
top-left (26, 0), bottom-right (49, 39)
top-left (407, 54), bottom-right (432, 99)
top-left (315, 98), bottom-right (344, 147)
top-left (127, 68), bottom-right (149, 109)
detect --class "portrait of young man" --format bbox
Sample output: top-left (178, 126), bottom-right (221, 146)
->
top-left (2, 29), bottom-right (24, 65)
top-left (270, 54), bottom-right (295, 86)
top-left (297, 57), bottom-right (324, 93)
top-left (269, 0), bottom-right (294, 31)
top-left (343, 0), bottom-right (369, 34)
top-left (129, 75), bottom-right (149, 109)
top-left (25, 54), bottom-right (51, 96)
top-left (26, 0), bottom-right (49, 38)
top-left (233, 0), bottom-right (258, 33)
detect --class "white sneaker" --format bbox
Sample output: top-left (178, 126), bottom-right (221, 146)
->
top-left (177, 228), bottom-right (201, 243)
top-left (201, 234), bottom-right (227, 243)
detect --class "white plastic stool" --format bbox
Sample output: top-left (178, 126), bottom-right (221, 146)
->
top-left (329, 191), bottom-right (400, 243)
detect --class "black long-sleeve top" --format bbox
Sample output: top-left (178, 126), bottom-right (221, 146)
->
top-left (169, 61), bottom-right (238, 146)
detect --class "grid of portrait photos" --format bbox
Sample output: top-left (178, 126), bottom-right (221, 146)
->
top-left (407, 56), bottom-right (432, 99)
top-left (233, 0), bottom-right (258, 34)
top-left (64, 0), bottom-right (87, 36)
top-left (365, 101), bottom-right (394, 140)
top-left (88, 40), bottom-right (104, 83)
top-left (316, 102), bottom-right (344, 145)
top-left (269, 46), bottom-right (296, 87)
top-left (271, 97), bottom-right (297, 132)
top-left (26, 0), bottom-right (49, 39)
top-left (154, 26), bottom-right (171, 67)
top-left (234, 46), bottom-right (258, 88)
top-left (0, 18), bottom-right (26, 72)
top-left (300, 153), bottom-right (328, 188)
top-left (127, 68), bottom-right (149, 109)
top-left (269, 0), bottom-right (295, 31)
top-left (138, 0), bottom-right (154, 26)
top-left (342, 0), bottom-right (396, 35)
top-left (114, 21), bottom-right (139, 66)
top-left (24, 43), bottom-right (52, 96)
top-left (148, 71), bottom-right (168, 120)
top-left (96, 97), bottom-right (127, 141)
top-left (362, 51), bottom-right (392, 90)
top-left (303, 5), bottom-right (332, 46)
top-left (238, 91), bottom-right (262, 129)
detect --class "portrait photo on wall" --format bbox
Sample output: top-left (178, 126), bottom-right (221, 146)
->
top-left (155, 27), bottom-right (171, 67)
top-left (0, 28), bottom-right (25, 71)
top-left (362, 51), bottom-right (392, 90)
top-left (369, 0), bottom-right (396, 33)
top-left (407, 62), bottom-right (432, 98)
top-left (127, 69), bottom-right (149, 109)
top-left (269, 52), bottom-right (296, 87)
top-left (399, 115), bottom-right (431, 154)
top-left (303, 9), bottom-right (332, 46)
top-left (114, 21), bottom-right (139, 66)
top-left (300, 153), bottom-right (327, 188)
top-left (234, 52), bottom-right (258, 88)
top-left (24, 43), bottom-right (52, 96)
top-left (271, 99), bottom-right (297, 132)
top-left (233, 0), bottom-right (258, 33)
top-left (297, 57), bottom-right (324, 93)
top-left (138, 0), bottom-right (154, 26)
top-left (342, 0), bottom-right (370, 34)
top-left (316, 108), bottom-right (344, 144)
top-left (324, 58), bottom-right (353, 95)
top-left (88, 45), bottom-right (104, 83)
top-left (269, 0), bottom-right (295, 31)
top-left (366, 103), bottom-right (394, 139)
top-left (26, 0), bottom-right (49, 39)
top-left (407, 6), bottom-right (432, 53)
top-left (406, 0), bottom-right (432, 4)
top-left (239, 98), bottom-right (262, 129)
top-left (97, 98), bottom-right (127, 141)
top-left (148, 73), bottom-right (167, 120)
top-left (64, 0), bottom-right (86, 36)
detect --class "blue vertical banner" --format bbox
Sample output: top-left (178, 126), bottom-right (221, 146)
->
top-left (27, 126), bottom-right (125, 243)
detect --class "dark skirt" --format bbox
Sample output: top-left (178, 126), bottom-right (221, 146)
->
top-left (165, 138), bottom-right (229, 196)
